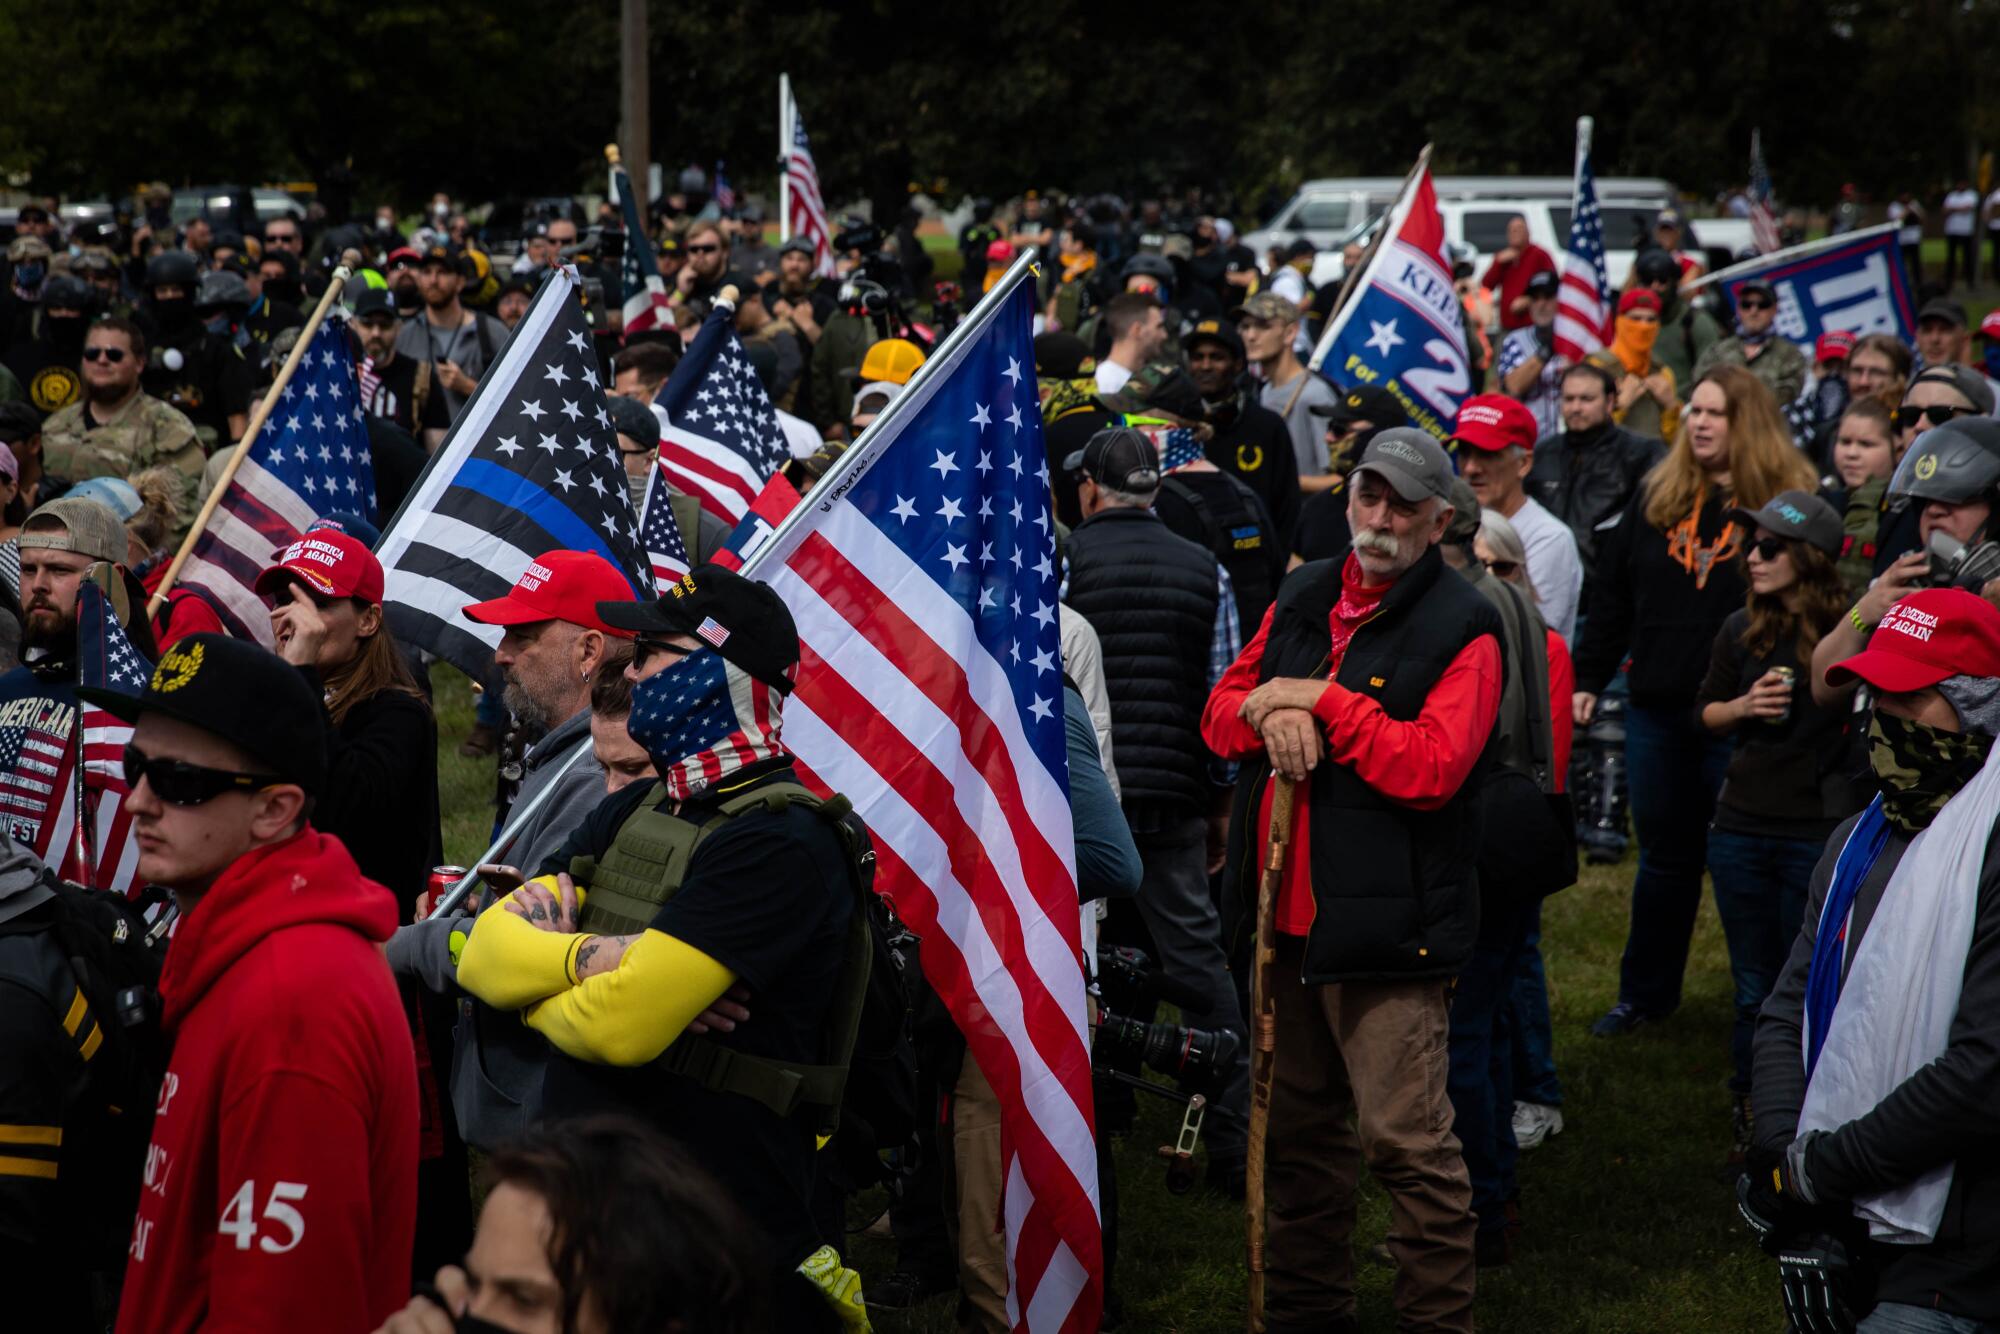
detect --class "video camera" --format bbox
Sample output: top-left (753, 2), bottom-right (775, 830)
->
top-left (1091, 944), bottom-right (1242, 1193)
top-left (832, 218), bottom-right (912, 336)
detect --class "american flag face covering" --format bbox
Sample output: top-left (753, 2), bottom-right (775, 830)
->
top-left (626, 647), bottom-right (786, 800)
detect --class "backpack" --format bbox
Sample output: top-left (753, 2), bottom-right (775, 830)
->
top-left (1158, 473), bottom-right (1278, 630)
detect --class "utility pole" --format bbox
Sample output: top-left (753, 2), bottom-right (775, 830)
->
top-left (619, 0), bottom-right (649, 227)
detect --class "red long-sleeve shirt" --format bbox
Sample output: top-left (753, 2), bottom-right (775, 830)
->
top-left (1203, 561), bottom-right (1501, 935)
top-left (1479, 244), bottom-right (1556, 330)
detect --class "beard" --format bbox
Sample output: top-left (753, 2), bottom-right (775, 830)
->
top-left (85, 377), bottom-right (134, 406)
top-left (21, 603), bottom-right (75, 654)
top-left (502, 678), bottom-right (554, 736)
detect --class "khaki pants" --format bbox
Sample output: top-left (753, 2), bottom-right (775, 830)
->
top-left (1264, 935), bottom-right (1476, 1333)
top-left (952, 1053), bottom-right (1009, 1334)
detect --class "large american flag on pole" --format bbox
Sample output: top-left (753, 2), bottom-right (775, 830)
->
top-left (652, 301), bottom-right (790, 525)
top-left (378, 267), bottom-right (650, 678)
top-left (1749, 128), bottom-right (1783, 255)
top-left (176, 317), bottom-right (377, 643)
top-left (1555, 118), bottom-right (1612, 363)
top-left (741, 268), bottom-right (1099, 1330)
top-left (612, 158), bottom-right (673, 338)
top-left (785, 95), bottom-right (835, 278)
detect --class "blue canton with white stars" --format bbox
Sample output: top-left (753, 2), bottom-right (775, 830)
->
top-left (844, 279), bottom-right (1067, 785)
top-left (80, 578), bottom-right (149, 698)
top-left (269, 317), bottom-right (379, 521)
top-left (654, 304), bottom-right (791, 482)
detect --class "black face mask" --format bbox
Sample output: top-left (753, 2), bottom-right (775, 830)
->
top-left (152, 295), bottom-right (194, 334)
top-left (265, 278), bottom-right (304, 306)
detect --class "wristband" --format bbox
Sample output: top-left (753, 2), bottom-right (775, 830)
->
top-left (1849, 605), bottom-right (1872, 634)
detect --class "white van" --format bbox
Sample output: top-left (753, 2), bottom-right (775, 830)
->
top-left (1244, 176), bottom-right (1739, 290)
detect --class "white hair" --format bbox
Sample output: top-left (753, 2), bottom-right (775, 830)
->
top-left (1477, 510), bottom-right (1542, 605)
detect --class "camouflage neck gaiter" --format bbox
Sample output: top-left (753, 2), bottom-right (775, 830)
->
top-left (1869, 711), bottom-right (1995, 834)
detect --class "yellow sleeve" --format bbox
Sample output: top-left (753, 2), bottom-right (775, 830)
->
top-left (454, 891), bottom-right (589, 1009)
top-left (523, 928), bottom-right (736, 1068)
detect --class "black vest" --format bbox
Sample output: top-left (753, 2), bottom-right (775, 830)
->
top-left (1066, 506), bottom-right (1220, 818)
top-left (1222, 549), bottom-right (1501, 983)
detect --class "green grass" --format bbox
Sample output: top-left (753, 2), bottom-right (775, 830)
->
top-left (429, 666), bottom-right (1781, 1331)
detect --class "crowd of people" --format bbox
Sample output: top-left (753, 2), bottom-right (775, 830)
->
top-left (0, 172), bottom-right (1995, 1334)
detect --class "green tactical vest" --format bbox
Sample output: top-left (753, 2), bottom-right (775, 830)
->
top-left (569, 781), bottom-right (875, 1133)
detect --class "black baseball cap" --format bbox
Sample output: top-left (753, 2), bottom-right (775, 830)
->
top-left (598, 564), bottom-right (800, 694)
top-left (1182, 317), bottom-right (1245, 361)
top-left (1524, 270), bottom-right (1559, 298)
top-left (607, 395), bottom-right (660, 450)
top-left (1739, 277), bottom-right (1777, 300)
top-left (1034, 331), bottom-right (1090, 379)
top-left (79, 634), bottom-right (329, 795)
top-left (779, 236), bottom-right (816, 258)
top-left (1918, 297), bottom-right (1969, 329)
top-left (1727, 488), bottom-right (1843, 557)
top-left (1350, 428), bottom-right (1454, 502)
top-left (1310, 383), bottom-right (1412, 430)
top-left (1062, 426), bottom-right (1161, 493)
top-left (420, 241), bottom-right (468, 273)
top-left (352, 288), bottom-right (396, 321)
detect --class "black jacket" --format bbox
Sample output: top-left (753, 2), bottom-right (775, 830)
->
top-left (1066, 506), bottom-right (1220, 822)
top-left (1154, 469), bottom-right (1283, 634)
top-left (1573, 483), bottom-right (1747, 708)
top-left (1219, 549), bottom-right (1498, 983)
top-left (1201, 386), bottom-right (1301, 549)
top-left (1752, 811), bottom-right (2000, 1319)
top-left (308, 675), bottom-right (442, 912)
top-left (1525, 422), bottom-right (1665, 571)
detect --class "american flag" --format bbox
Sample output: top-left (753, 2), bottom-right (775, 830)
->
top-left (0, 582), bottom-right (150, 894)
top-left (1749, 128), bottom-right (1783, 255)
top-left (637, 464), bottom-right (693, 588)
top-left (612, 158), bottom-right (673, 337)
top-left (653, 301), bottom-right (790, 525)
top-left (378, 268), bottom-right (650, 679)
top-left (175, 316), bottom-right (378, 644)
top-left (742, 272), bottom-right (1099, 1330)
top-left (785, 95), bottom-right (836, 278)
top-left (713, 161), bottom-right (735, 214)
top-left (1555, 124), bottom-right (1612, 363)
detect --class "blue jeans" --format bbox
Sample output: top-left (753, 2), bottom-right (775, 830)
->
top-left (1706, 827), bottom-right (1821, 1094)
top-left (1617, 703), bottom-right (1731, 1015)
top-left (1508, 900), bottom-right (1562, 1106)
top-left (1446, 897), bottom-right (1535, 1235)
top-left (1859, 1304), bottom-right (2000, 1333)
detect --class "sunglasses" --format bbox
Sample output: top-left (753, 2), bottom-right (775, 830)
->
top-left (124, 744), bottom-right (281, 806)
top-left (632, 637), bottom-right (695, 671)
top-left (265, 232), bottom-right (298, 244)
top-left (1737, 297), bottom-right (1774, 312)
top-left (1482, 559), bottom-right (1520, 578)
top-left (685, 243), bottom-right (722, 255)
top-left (1748, 535), bottom-right (1792, 561)
top-left (81, 345), bottom-right (127, 363)
top-left (1893, 402), bottom-right (1976, 431)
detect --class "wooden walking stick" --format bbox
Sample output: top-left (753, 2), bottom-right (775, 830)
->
top-left (1246, 774), bottom-right (1297, 1333)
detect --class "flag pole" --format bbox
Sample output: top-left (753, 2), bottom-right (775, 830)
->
top-left (778, 74), bottom-right (792, 244)
top-left (426, 738), bottom-right (595, 920)
top-left (739, 246), bottom-right (1044, 580)
top-left (148, 259), bottom-right (356, 612)
top-left (1306, 143), bottom-right (1433, 375)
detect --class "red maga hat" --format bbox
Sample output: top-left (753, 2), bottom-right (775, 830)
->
top-left (462, 550), bottom-right (638, 637)
top-left (1826, 587), bottom-right (2000, 693)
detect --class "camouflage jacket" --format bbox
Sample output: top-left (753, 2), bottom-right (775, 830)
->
top-left (41, 391), bottom-right (204, 541)
top-left (1693, 335), bottom-right (1808, 407)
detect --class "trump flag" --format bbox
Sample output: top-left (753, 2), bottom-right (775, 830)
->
top-left (1694, 223), bottom-right (1916, 350)
top-left (1307, 160), bottom-right (1472, 440)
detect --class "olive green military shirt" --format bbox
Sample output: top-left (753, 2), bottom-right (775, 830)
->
top-left (40, 390), bottom-right (205, 543)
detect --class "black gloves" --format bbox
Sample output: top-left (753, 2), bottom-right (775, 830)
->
top-left (1775, 1231), bottom-right (1861, 1334)
top-left (1737, 1137), bottom-right (1866, 1334)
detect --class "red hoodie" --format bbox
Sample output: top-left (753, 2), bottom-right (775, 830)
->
top-left (116, 829), bottom-right (418, 1334)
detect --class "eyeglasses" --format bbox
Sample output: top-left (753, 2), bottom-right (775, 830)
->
top-left (685, 243), bottom-right (722, 255)
top-left (124, 744), bottom-right (281, 806)
top-left (1482, 559), bottom-right (1520, 578)
top-left (1748, 535), bottom-right (1792, 561)
top-left (1737, 297), bottom-right (1774, 312)
top-left (632, 637), bottom-right (695, 671)
top-left (81, 346), bottom-right (127, 363)
top-left (1893, 402), bottom-right (1977, 431)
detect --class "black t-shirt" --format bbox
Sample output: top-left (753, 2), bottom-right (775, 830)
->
top-left (1204, 393), bottom-right (1303, 550)
top-left (365, 415), bottom-right (427, 520)
top-left (244, 298), bottom-right (305, 364)
top-left (364, 353), bottom-right (452, 437)
top-left (539, 764), bottom-right (854, 1261)
top-left (143, 330), bottom-right (253, 442)
top-left (1293, 486), bottom-right (1353, 565)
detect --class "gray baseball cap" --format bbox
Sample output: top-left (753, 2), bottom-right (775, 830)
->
top-left (1912, 363), bottom-right (1997, 416)
top-left (1728, 488), bottom-right (1842, 557)
top-left (1350, 427), bottom-right (1454, 503)
top-left (19, 496), bottom-right (127, 564)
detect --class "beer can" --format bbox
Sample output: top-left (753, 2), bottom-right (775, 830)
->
top-left (1769, 665), bottom-right (1795, 726)
top-left (419, 865), bottom-right (469, 922)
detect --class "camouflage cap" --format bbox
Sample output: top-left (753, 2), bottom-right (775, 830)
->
top-left (19, 496), bottom-right (127, 565)
top-left (1235, 291), bottom-right (1300, 326)
top-left (6, 235), bottom-right (51, 265)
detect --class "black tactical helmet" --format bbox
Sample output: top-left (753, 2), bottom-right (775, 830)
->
top-left (1634, 247), bottom-right (1681, 287)
top-left (1120, 253), bottom-right (1175, 284)
top-left (194, 269), bottom-right (253, 312)
top-left (1890, 416), bottom-right (2000, 507)
top-left (145, 250), bottom-right (201, 290)
top-left (38, 274), bottom-right (95, 313)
